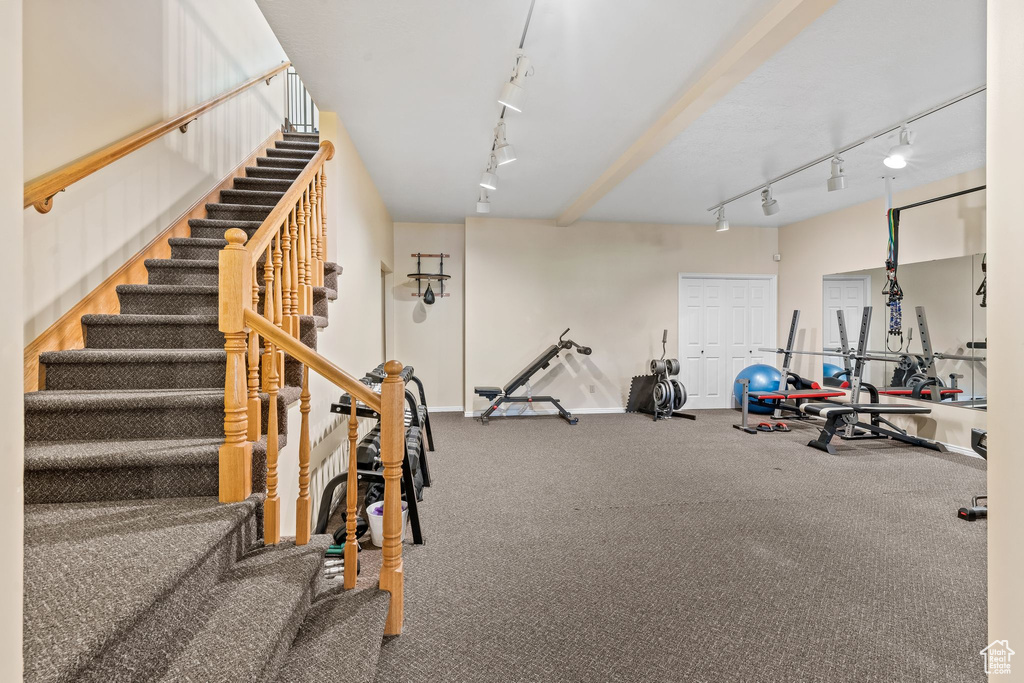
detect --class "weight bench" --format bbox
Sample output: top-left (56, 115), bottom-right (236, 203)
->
top-left (877, 387), bottom-right (963, 401)
top-left (800, 402), bottom-right (946, 455)
top-left (474, 328), bottom-right (591, 425)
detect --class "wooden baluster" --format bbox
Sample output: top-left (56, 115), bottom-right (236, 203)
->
top-left (264, 335), bottom-right (281, 545)
top-left (309, 178), bottom-right (321, 287)
top-left (272, 230), bottom-right (286, 381)
top-left (318, 169), bottom-right (327, 272)
top-left (247, 263), bottom-right (262, 442)
top-left (280, 215), bottom-right (293, 337)
top-left (379, 360), bottom-right (405, 635)
top-left (261, 244), bottom-right (275, 392)
top-left (288, 207), bottom-right (300, 336)
top-left (296, 195), bottom-right (308, 316)
top-left (314, 171), bottom-right (325, 286)
top-left (344, 398), bottom-right (358, 589)
top-left (218, 229), bottom-right (253, 502)
top-left (302, 188), bottom-right (314, 311)
top-left (296, 365), bottom-right (312, 545)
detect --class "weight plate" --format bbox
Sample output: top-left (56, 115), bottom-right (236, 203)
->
top-left (666, 359), bottom-right (681, 376)
top-left (670, 379), bottom-right (687, 410)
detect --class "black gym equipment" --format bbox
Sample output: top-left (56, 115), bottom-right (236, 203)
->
top-left (474, 328), bottom-right (592, 425)
top-left (318, 364), bottom-right (436, 545)
top-left (958, 428), bottom-right (987, 521)
top-left (626, 330), bottom-right (695, 422)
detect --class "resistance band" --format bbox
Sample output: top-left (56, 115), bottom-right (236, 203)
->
top-left (976, 254), bottom-right (987, 308)
top-left (882, 208), bottom-right (904, 346)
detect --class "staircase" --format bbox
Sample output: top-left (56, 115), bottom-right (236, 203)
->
top-left (23, 132), bottom-right (392, 683)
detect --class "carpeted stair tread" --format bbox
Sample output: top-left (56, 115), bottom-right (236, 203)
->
top-left (278, 584), bottom-right (391, 683)
top-left (169, 237), bottom-right (229, 260)
top-left (220, 188), bottom-right (287, 206)
top-left (24, 495), bottom-right (260, 683)
top-left (83, 313), bottom-right (221, 349)
top-left (25, 436), bottom-right (222, 470)
top-left (282, 132), bottom-right (320, 141)
top-left (188, 217), bottom-right (264, 231)
top-left (156, 536), bottom-right (331, 683)
top-left (145, 258), bottom-right (219, 285)
top-left (41, 348), bottom-right (225, 365)
top-left (232, 177), bottom-right (294, 192)
top-left (245, 166), bottom-right (303, 180)
top-left (255, 156), bottom-right (309, 170)
top-left (265, 148), bottom-right (317, 160)
top-left (26, 386), bottom-right (225, 411)
top-left (275, 140), bottom-right (320, 152)
top-left (205, 202), bottom-right (277, 221)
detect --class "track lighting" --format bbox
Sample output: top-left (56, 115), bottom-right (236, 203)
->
top-left (498, 53), bottom-right (531, 113)
top-left (476, 188), bottom-right (491, 213)
top-left (479, 155), bottom-right (498, 191)
top-left (494, 121), bottom-right (516, 166)
top-left (884, 126), bottom-right (914, 169)
top-left (827, 156), bottom-right (846, 192)
top-left (714, 206), bottom-right (729, 232)
top-left (761, 186), bottom-right (779, 216)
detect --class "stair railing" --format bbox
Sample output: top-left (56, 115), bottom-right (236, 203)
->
top-left (218, 141), bottom-right (404, 635)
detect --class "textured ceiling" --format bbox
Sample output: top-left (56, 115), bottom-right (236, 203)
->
top-left (257, 0), bottom-right (986, 227)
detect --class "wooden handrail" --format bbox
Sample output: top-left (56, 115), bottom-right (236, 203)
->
top-left (244, 141), bottom-right (335, 259)
top-left (24, 61), bottom-right (290, 213)
top-left (244, 311), bottom-right (382, 411)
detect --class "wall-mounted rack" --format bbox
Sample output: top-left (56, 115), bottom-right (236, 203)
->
top-left (408, 253), bottom-right (451, 300)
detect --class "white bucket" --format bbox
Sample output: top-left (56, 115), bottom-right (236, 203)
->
top-left (366, 500), bottom-right (409, 547)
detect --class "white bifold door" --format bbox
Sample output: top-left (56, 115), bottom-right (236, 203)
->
top-left (678, 276), bottom-right (776, 409)
top-left (822, 277), bottom-right (868, 368)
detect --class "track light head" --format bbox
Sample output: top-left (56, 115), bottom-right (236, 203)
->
top-left (761, 186), bottom-right (780, 216)
top-left (715, 206), bottom-right (729, 232)
top-left (498, 53), bottom-right (531, 112)
top-left (827, 156), bottom-right (846, 192)
top-left (494, 121), bottom-right (516, 165)
top-left (476, 188), bottom-right (491, 213)
top-left (479, 154), bottom-right (498, 191)
top-left (884, 126), bottom-right (914, 169)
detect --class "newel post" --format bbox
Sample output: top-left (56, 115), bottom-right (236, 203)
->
top-left (218, 229), bottom-right (253, 502)
top-left (379, 360), bottom-right (405, 635)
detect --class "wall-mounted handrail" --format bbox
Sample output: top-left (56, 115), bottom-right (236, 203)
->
top-left (24, 61), bottom-right (290, 213)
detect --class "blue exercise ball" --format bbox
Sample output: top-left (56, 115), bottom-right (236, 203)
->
top-left (733, 364), bottom-right (782, 414)
top-left (822, 363), bottom-right (844, 380)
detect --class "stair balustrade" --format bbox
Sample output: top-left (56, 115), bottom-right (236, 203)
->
top-left (218, 141), bottom-right (404, 634)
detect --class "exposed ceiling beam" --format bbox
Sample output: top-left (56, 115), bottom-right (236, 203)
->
top-left (554, 0), bottom-right (837, 227)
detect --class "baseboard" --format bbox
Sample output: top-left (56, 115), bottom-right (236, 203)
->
top-left (943, 442), bottom-right (983, 459)
top-left (427, 405), bottom-right (464, 413)
top-left (463, 406), bottom-right (627, 418)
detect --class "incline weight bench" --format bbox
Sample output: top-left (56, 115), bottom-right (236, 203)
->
top-left (474, 328), bottom-right (592, 425)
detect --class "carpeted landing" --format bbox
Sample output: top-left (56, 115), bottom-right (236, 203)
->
top-left (374, 410), bottom-right (987, 683)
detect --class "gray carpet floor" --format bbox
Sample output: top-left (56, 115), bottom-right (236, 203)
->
top-left (373, 410), bottom-right (987, 683)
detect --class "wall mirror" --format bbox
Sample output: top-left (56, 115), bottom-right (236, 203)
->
top-left (822, 253), bottom-right (986, 410)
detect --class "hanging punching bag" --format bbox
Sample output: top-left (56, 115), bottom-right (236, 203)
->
top-left (423, 282), bottom-right (436, 305)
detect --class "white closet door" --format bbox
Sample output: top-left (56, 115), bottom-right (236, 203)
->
top-left (679, 280), bottom-right (705, 404)
top-left (679, 275), bottom-right (776, 409)
top-left (701, 279), bottom-right (726, 408)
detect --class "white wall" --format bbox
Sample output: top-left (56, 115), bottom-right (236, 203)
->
top-left (777, 168), bottom-right (987, 448)
top-left (1, 0), bottom-right (24, 677)
top-left (393, 223), bottom-right (465, 411)
top-left (987, 1), bottom-right (1024, 672)
top-left (22, 0), bottom-right (287, 341)
top-left (278, 112), bottom-right (395, 534)
top-left (464, 218), bottom-right (778, 414)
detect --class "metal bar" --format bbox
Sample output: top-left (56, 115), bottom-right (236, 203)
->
top-left (706, 85), bottom-right (987, 212)
top-left (894, 185), bottom-right (986, 212)
top-left (837, 309), bottom-right (852, 375)
top-left (774, 311), bottom-right (800, 419)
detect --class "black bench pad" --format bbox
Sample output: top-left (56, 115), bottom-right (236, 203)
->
top-left (800, 402), bottom-right (932, 418)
